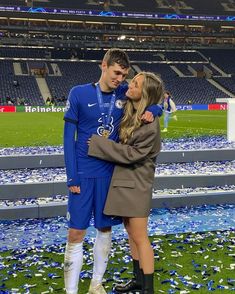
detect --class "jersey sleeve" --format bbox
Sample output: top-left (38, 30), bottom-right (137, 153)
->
top-left (116, 83), bottom-right (128, 99)
top-left (64, 87), bottom-right (79, 124)
top-left (146, 104), bottom-right (163, 117)
top-left (63, 121), bottom-right (81, 187)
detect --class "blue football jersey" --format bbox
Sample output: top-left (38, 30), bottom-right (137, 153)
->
top-left (64, 83), bottom-right (128, 177)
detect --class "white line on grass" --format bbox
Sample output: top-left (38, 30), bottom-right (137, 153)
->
top-left (173, 126), bottom-right (225, 131)
top-left (180, 114), bottom-right (225, 118)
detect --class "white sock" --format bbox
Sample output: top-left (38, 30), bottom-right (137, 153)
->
top-left (64, 242), bottom-right (83, 294)
top-left (92, 230), bottom-right (112, 285)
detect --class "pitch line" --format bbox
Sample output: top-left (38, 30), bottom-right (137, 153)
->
top-left (173, 126), bottom-right (225, 131)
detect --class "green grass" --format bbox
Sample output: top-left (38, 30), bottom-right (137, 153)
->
top-left (0, 231), bottom-right (234, 293)
top-left (160, 110), bottom-right (226, 139)
top-left (0, 112), bottom-right (64, 147)
top-left (0, 111), bottom-right (227, 147)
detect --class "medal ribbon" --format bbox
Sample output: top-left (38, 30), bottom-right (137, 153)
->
top-left (96, 83), bottom-right (116, 130)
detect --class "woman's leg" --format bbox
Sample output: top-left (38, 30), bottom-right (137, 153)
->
top-left (125, 217), bottom-right (154, 273)
top-left (164, 112), bottom-right (169, 129)
top-left (113, 219), bottom-right (142, 293)
top-left (125, 217), bottom-right (154, 293)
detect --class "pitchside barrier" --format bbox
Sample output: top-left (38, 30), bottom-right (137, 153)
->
top-left (1, 149), bottom-right (235, 220)
top-left (216, 98), bottom-right (235, 142)
top-left (0, 103), bottom-right (229, 113)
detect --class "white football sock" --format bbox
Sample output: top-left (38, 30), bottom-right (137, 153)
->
top-left (64, 242), bottom-right (83, 294)
top-left (92, 230), bottom-right (112, 286)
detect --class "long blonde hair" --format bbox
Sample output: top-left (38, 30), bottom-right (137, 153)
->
top-left (119, 72), bottom-right (164, 143)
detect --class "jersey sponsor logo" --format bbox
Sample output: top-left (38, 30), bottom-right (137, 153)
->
top-left (115, 99), bottom-right (125, 109)
top-left (88, 103), bottom-right (97, 107)
top-left (97, 116), bottom-right (114, 137)
top-left (65, 100), bottom-right (70, 112)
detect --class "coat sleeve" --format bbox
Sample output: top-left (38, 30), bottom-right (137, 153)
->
top-left (88, 123), bottom-right (158, 165)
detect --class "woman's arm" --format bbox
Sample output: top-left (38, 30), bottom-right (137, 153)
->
top-left (88, 123), bottom-right (159, 165)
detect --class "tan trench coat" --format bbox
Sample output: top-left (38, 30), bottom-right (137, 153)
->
top-left (88, 118), bottom-right (161, 217)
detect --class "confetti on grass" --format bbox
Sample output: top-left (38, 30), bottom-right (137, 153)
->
top-left (1, 160), bottom-right (235, 185)
top-left (0, 136), bottom-right (235, 157)
top-left (0, 230), bottom-right (235, 293)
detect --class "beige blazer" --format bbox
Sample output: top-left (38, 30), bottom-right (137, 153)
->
top-left (88, 118), bottom-right (161, 217)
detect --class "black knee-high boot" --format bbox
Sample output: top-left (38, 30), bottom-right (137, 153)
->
top-left (114, 259), bottom-right (142, 293)
top-left (141, 273), bottom-right (154, 294)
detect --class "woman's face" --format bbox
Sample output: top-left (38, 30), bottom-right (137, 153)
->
top-left (126, 75), bottom-right (144, 101)
top-left (164, 93), bottom-right (168, 99)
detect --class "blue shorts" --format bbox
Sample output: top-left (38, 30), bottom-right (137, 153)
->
top-left (67, 176), bottom-right (122, 230)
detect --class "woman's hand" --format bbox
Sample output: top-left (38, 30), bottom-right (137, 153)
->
top-left (141, 110), bottom-right (154, 123)
top-left (87, 138), bottom-right (91, 146)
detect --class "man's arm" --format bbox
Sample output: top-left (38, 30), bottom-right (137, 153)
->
top-left (141, 104), bottom-right (163, 122)
top-left (120, 83), bottom-right (163, 122)
top-left (63, 87), bottom-right (81, 193)
top-left (63, 121), bottom-right (80, 193)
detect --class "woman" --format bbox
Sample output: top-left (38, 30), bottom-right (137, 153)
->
top-left (162, 91), bottom-right (177, 133)
top-left (88, 72), bottom-right (164, 294)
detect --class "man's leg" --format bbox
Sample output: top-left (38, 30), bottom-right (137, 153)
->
top-left (90, 227), bottom-right (112, 293)
top-left (65, 179), bottom-right (94, 293)
top-left (89, 177), bottom-right (122, 294)
top-left (64, 228), bottom-right (86, 294)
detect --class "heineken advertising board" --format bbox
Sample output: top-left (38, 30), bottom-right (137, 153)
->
top-left (0, 106), bottom-right (67, 113)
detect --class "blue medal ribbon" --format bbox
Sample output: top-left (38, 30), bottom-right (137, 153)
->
top-left (96, 83), bottom-right (116, 132)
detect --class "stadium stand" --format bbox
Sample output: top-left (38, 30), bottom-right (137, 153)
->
top-left (0, 60), bottom-right (44, 105)
top-left (1, 48), bottom-right (234, 106)
top-left (0, 0), bottom-right (235, 107)
top-left (1, 0), bottom-right (235, 15)
top-left (0, 47), bottom-right (46, 59)
top-left (46, 61), bottom-right (101, 100)
top-left (174, 64), bottom-right (195, 76)
top-left (200, 49), bottom-right (235, 74)
top-left (137, 62), bottom-right (229, 103)
top-left (164, 51), bottom-right (206, 62)
top-left (214, 77), bottom-right (235, 95)
top-left (21, 62), bottom-right (29, 75)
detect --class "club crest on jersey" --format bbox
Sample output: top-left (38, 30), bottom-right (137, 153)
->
top-left (115, 99), bottom-right (124, 109)
top-left (65, 100), bottom-right (70, 112)
top-left (97, 117), bottom-right (114, 137)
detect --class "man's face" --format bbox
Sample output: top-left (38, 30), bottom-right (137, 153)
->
top-left (102, 62), bottom-right (129, 90)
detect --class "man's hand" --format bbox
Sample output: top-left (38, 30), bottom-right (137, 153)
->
top-left (69, 186), bottom-right (81, 194)
top-left (141, 110), bottom-right (154, 123)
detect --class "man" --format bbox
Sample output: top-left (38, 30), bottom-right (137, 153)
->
top-left (63, 48), bottom-right (162, 294)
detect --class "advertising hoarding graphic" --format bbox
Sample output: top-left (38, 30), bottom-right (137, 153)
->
top-left (0, 105), bottom-right (228, 113)
top-left (208, 104), bottom-right (228, 110)
top-left (0, 106), bottom-right (16, 112)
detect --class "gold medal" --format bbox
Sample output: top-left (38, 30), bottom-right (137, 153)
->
top-left (102, 129), bottom-right (110, 138)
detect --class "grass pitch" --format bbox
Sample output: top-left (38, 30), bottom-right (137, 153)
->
top-left (0, 111), bottom-right (227, 147)
top-left (0, 231), bottom-right (234, 293)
